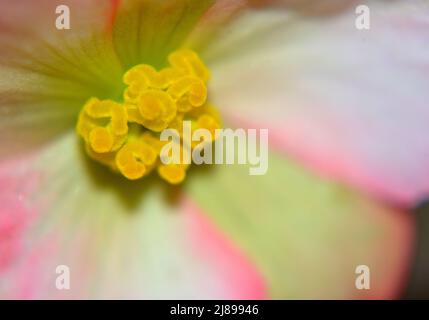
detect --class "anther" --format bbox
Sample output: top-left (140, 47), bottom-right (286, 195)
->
top-left (76, 49), bottom-right (221, 184)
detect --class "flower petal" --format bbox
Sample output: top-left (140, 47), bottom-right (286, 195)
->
top-left (0, 134), bottom-right (266, 299)
top-left (185, 0), bottom-right (247, 50)
top-left (202, 1), bottom-right (429, 205)
top-left (111, 0), bottom-right (215, 69)
top-left (186, 149), bottom-right (414, 299)
top-left (248, 0), bottom-right (357, 15)
top-left (0, 0), bottom-right (124, 159)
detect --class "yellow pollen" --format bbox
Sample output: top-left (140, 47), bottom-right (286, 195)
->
top-left (77, 98), bottom-right (128, 153)
top-left (197, 115), bottom-right (221, 139)
top-left (168, 49), bottom-right (210, 83)
top-left (76, 49), bottom-right (220, 184)
top-left (89, 127), bottom-right (114, 153)
top-left (158, 164), bottom-right (187, 185)
top-left (116, 139), bottom-right (157, 180)
top-left (126, 90), bottom-right (177, 132)
top-left (168, 76), bottom-right (207, 113)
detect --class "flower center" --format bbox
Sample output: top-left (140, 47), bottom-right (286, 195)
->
top-left (76, 49), bottom-right (221, 184)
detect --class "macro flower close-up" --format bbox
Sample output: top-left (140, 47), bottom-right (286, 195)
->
top-left (0, 0), bottom-right (428, 300)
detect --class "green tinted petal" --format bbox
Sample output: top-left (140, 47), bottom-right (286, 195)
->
top-left (185, 151), bottom-right (413, 298)
top-left (112, 0), bottom-right (214, 69)
top-left (0, 1), bottom-right (124, 159)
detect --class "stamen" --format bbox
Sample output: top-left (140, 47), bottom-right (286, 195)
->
top-left (126, 90), bottom-right (176, 132)
top-left (168, 49), bottom-right (210, 83)
top-left (168, 76), bottom-right (207, 112)
top-left (158, 164), bottom-right (187, 185)
top-left (77, 98), bottom-right (128, 153)
top-left (197, 115), bottom-right (221, 139)
top-left (89, 127), bottom-right (114, 153)
top-left (116, 139), bottom-right (157, 180)
top-left (76, 49), bottom-right (221, 184)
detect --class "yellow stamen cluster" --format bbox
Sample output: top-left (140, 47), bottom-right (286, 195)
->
top-left (76, 49), bottom-right (221, 184)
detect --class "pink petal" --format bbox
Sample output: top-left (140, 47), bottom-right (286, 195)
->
top-left (0, 134), bottom-right (266, 299)
top-left (183, 198), bottom-right (266, 299)
top-left (204, 1), bottom-right (429, 206)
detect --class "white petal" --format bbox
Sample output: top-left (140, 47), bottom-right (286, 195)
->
top-left (204, 1), bottom-right (429, 205)
top-left (0, 134), bottom-right (265, 299)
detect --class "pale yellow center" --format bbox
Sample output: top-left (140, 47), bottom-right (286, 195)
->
top-left (76, 49), bottom-right (221, 184)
